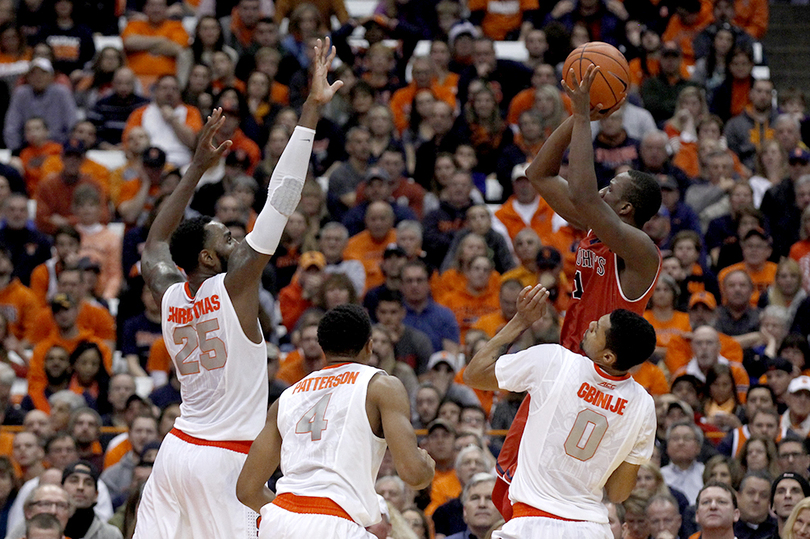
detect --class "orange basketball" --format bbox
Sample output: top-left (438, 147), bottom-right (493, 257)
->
top-left (562, 41), bottom-right (630, 114)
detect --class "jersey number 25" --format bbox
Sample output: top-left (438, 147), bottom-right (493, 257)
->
top-left (173, 320), bottom-right (227, 375)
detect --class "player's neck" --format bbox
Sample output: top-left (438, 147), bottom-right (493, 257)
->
top-left (186, 271), bottom-right (215, 295)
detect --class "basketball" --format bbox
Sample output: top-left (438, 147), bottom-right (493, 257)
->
top-left (562, 42), bottom-right (630, 114)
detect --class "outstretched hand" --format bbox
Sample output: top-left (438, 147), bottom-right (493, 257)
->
top-left (191, 108), bottom-right (232, 171)
top-left (308, 37), bottom-right (344, 107)
top-left (514, 285), bottom-right (550, 327)
top-left (562, 65), bottom-right (625, 121)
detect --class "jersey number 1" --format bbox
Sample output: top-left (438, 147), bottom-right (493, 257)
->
top-left (173, 319), bottom-right (227, 375)
top-left (572, 270), bottom-right (584, 300)
top-left (564, 409), bottom-right (609, 461)
top-left (295, 393), bottom-right (332, 441)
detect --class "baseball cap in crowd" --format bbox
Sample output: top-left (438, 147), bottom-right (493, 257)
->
top-left (427, 418), bottom-right (457, 437)
top-left (448, 21), bottom-right (480, 43)
top-left (789, 147), bottom-right (810, 164)
top-left (62, 460), bottom-right (99, 488)
top-left (383, 243), bottom-right (407, 259)
top-left (743, 227), bottom-right (771, 243)
top-left (511, 163), bottom-right (530, 182)
top-left (536, 245), bottom-right (562, 269)
top-left (788, 376), bottom-right (810, 395)
top-left (661, 42), bottom-right (682, 56)
top-left (426, 351), bottom-right (463, 373)
top-left (688, 291), bottom-right (717, 310)
top-left (365, 166), bottom-right (390, 183)
top-left (299, 251), bottom-right (326, 270)
top-left (771, 472), bottom-right (810, 506)
top-left (63, 139), bottom-right (85, 155)
top-left (659, 176), bottom-right (679, 191)
top-left (29, 57), bottom-right (54, 74)
top-left (50, 293), bottom-right (75, 312)
top-left (142, 146), bottom-right (166, 169)
top-left (767, 356), bottom-right (794, 375)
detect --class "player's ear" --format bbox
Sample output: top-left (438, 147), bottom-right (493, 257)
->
top-left (601, 349), bottom-right (618, 369)
top-left (198, 248), bottom-right (215, 269)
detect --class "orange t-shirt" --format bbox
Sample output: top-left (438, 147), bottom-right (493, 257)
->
top-left (0, 279), bottom-right (42, 342)
top-left (29, 301), bottom-right (116, 344)
top-left (628, 57), bottom-right (692, 88)
top-left (790, 239), bottom-right (810, 262)
top-left (506, 88), bottom-right (572, 126)
top-left (344, 229), bottom-right (397, 292)
top-left (438, 282), bottom-right (500, 342)
top-left (468, 0), bottom-right (539, 41)
top-left (631, 361), bottom-right (670, 396)
top-left (425, 468), bottom-right (462, 516)
top-left (146, 337), bottom-right (170, 374)
top-left (471, 310), bottom-right (508, 338)
top-left (270, 81), bottom-right (289, 106)
top-left (276, 349), bottom-right (324, 386)
top-left (643, 310), bottom-right (692, 349)
top-left (278, 278), bottom-right (314, 332)
top-left (664, 332), bottom-right (743, 374)
top-left (672, 143), bottom-right (748, 179)
top-left (39, 156), bottom-right (112, 195)
top-left (717, 261), bottom-right (778, 306)
top-left (389, 82), bottom-right (457, 134)
top-left (121, 19), bottom-right (189, 79)
top-left (20, 141), bottom-right (63, 195)
top-left (661, 0), bottom-right (714, 66)
top-left (733, 0), bottom-right (768, 39)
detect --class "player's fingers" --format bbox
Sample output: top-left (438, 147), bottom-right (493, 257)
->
top-left (326, 44), bottom-right (337, 68)
top-left (214, 139), bottom-right (232, 156)
top-left (567, 68), bottom-right (578, 87)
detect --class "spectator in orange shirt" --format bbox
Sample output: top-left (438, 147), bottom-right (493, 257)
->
top-left (210, 51), bottom-right (245, 94)
top-left (644, 274), bottom-right (693, 358)
top-left (21, 344), bottom-right (70, 414)
top-left (0, 249), bottom-right (41, 346)
top-left (211, 90), bottom-right (260, 174)
top-left (122, 75), bottom-right (203, 168)
top-left (34, 140), bottom-right (109, 236)
top-left (390, 56), bottom-right (456, 135)
top-left (276, 322), bottom-right (325, 385)
top-left (20, 117), bottom-right (63, 195)
top-left (344, 201), bottom-right (398, 291)
top-left (223, 0), bottom-right (267, 54)
top-left (278, 251), bottom-right (326, 332)
top-left (121, 0), bottom-right (189, 88)
top-left (494, 163), bottom-right (559, 244)
top-left (662, 0), bottom-right (714, 67)
top-left (29, 226), bottom-right (80, 308)
top-left (38, 126), bottom-right (112, 199)
top-left (116, 146), bottom-right (170, 227)
top-left (718, 228), bottom-right (777, 307)
top-left (471, 278), bottom-right (522, 339)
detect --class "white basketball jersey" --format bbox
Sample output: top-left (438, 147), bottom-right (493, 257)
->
top-left (496, 344), bottom-right (656, 523)
top-left (161, 274), bottom-right (267, 441)
top-left (275, 363), bottom-right (387, 527)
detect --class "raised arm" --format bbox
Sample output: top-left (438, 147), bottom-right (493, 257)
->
top-left (223, 37), bottom-right (343, 343)
top-left (562, 66), bottom-right (659, 282)
top-left (141, 109), bottom-right (231, 305)
top-left (368, 374), bottom-right (435, 490)
top-left (236, 401), bottom-right (281, 513)
top-left (464, 285), bottom-right (549, 391)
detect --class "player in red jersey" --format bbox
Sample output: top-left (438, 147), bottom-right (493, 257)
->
top-left (492, 64), bottom-right (664, 518)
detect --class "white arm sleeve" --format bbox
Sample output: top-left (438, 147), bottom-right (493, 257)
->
top-left (245, 126), bottom-right (316, 255)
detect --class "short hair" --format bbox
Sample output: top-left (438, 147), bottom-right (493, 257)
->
top-left (25, 512), bottom-right (62, 535)
top-left (320, 221), bottom-right (349, 241)
top-left (401, 259), bottom-right (430, 278)
top-left (778, 435), bottom-right (807, 453)
top-left (375, 474), bottom-right (406, 495)
top-left (68, 407), bottom-right (102, 432)
top-left (697, 480), bottom-right (737, 508)
top-left (44, 433), bottom-right (76, 454)
top-left (666, 421), bottom-right (704, 446)
top-left (738, 470), bottom-right (774, 491)
top-left (622, 492), bottom-right (648, 515)
top-left (624, 170), bottom-right (662, 227)
top-left (461, 472), bottom-right (496, 503)
top-left (747, 384), bottom-right (776, 404)
top-left (396, 220), bottom-right (422, 240)
top-left (645, 494), bottom-right (679, 513)
top-left (48, 390), bottom-right (86, 412)
top-left (317, 304), bottom-right (372, 357)
top-left (671, 229), bottom-right (703, 251)
top-left (170, 216), bottom-right (213, 273)
top-left (500, 278), bottom-right (524, 294)
top-left (54, 225), bottom-right (81, 244)
top-left (605, 309), bottom-right (657, 371)
top-left (761, 305), bottom-right (791, 327)
top-left (376, 288), bottom-right (404, 306)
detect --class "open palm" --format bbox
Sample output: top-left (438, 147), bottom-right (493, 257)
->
top-left (309, 37), bottom-right (344, 106)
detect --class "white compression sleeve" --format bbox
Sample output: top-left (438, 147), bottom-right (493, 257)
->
top-left (245, 126), bottom-right (316, 255)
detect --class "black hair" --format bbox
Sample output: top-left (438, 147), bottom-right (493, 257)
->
top-left (779, 334), bottom-right (810, 370)
top-left (54, 225), bottom-right (81, 244)
top-left (605, 309), bottom-right (656, 372)
top-left (377, 288), bottom-right (404, 306)
top-left (69, 340), bottom-right (109, 408)
top-left (746, 383), bottom-right (776, 405)
top-left (191, 16), bottom-right (225, 65)
top-left (170, 216), bottom-right (213, 273)
top-left (317, 304), bottom-right (372, 357)
top-left (704, 363), bottom-right (739, 406)
top-left (624, 170), bottom-right (662, 227)
top-left (697, 480), bottom-right (738, 509)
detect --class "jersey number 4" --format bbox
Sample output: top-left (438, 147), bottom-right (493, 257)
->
top-left (295, 393), bottom-right (332, 441)
top-left (173, 320), bottom-right (227, 375)
top-left (564, 409), bottom-right (609, 461)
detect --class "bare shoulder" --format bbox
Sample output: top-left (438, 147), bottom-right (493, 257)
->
top-left (368, 372), bottom-right (408, 404)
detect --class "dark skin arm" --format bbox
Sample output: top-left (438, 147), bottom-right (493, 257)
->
top-left (223, 38), bottom-right (343, 344)
top-left (562, 65), bottom-right (660, 300)
top-left (141, 109), bottom-right (231, 306)
top-left (236, 401), bottom-right (280, 513)
top-left (604, 461), bottom-right (640, 503)
top-left (464, 285), bottom-right (550, 391)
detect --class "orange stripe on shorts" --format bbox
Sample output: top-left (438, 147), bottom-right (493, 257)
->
top-left (272, 493), bottom-right (353, 522)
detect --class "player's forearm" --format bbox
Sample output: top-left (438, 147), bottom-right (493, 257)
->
top-left (527, 116), bottom-right (574, 182)
top-left (299, 99), bottom-right (322, 130)
top-left (464, 316), bottom-right (529, 391)
top-left (567, 115), bottom-right (601, 205)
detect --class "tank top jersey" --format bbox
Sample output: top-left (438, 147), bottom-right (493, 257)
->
top-left (561, 229), bottom-right (662, 352)
top-left (275, 363), bottom-right (387, 527)
top-left (161, 274), bottom-right (267, 441)
top-left (496, 344), bottom-right (656, 523)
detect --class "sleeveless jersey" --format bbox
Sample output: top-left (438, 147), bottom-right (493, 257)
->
top-left (496, 345), bottom-right (656, 523)
top-left (275, 363), bottom-right (387, 527)
top-left (493, 228), bottom-right (662, 519)
top-left (561, 229), bottom-right (662, 352)
top-left (161, 274), bottom-right (267, 441)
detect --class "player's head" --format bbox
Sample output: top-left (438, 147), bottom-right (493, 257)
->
top-left (602, 170), bottom-right (662, 228)
top-left (580, 309), bottom-right (656, 373)
top-left (317, 304), bottom-right (373, 362)
top-left (169, 216), bottom-right (237, 275)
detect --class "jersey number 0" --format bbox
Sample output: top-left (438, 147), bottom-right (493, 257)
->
top-left (564, 409), bottom-right (609, 461)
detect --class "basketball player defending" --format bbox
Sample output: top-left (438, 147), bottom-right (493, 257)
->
top-left (135, 38), bottom-right (343, 539)
top-left (237, 304), bottom-right (435, 538)
top-left (492, 64), bottom-right (664, 517)
top-left (465, 285), bottom-right (658, 538)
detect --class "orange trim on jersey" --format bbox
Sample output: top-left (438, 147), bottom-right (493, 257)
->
top-left (272, 493), bottom-right (353, 521)
top-left (512, 503), bottom-right (582, 521)
top-left (183, 282), bottom-right (193, 300)
top-left (593, 364), bottom-right (631, 381)
top-left (169, 428), bottom-right (252, 454)
top-left (321, 362), bottom-right (352, 371)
